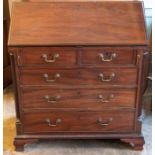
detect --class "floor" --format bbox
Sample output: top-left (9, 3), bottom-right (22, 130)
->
top-left (3, 85), bottom-right (152, 155)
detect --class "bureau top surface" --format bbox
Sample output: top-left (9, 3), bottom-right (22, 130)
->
top-left (8, 1), bottom-right (147, 46)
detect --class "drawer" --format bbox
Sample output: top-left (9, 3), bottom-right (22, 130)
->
top-left (81, 47), bottom-right (136, 66)
top-left (18, 47), bottom-right (77, 66)
top-left (21, 88), bottom-right (136, 109)
top-left (23, 111), bottom-right (135, 133)
top-left (19, 68), bottom-right (137, 86)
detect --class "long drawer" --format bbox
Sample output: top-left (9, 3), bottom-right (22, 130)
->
top-left (19, 68), bottom-right (137, 86)
top-left (21, 87), bottom-right (136, 109)
top-left (23, 111), bottom-right (135, 133)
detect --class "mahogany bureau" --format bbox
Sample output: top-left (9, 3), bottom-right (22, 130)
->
top-left (8, 1), bottom-right (148, 151)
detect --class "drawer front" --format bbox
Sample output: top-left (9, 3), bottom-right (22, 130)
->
top-left (18, 47), bottom-right (77, 66)
top-left (81, 47), bottom-right (136, 66)
top-left (21, 88), bottom-right (136, 109)
top-left (19, 68), bottom-right (137, 86)
top-left (23, 111), bottom-right (135, 133)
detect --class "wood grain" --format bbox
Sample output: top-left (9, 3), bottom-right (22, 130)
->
top-left (8, 1), bottom-right (147, 46)
top-left (18, 47), bottom-right (77, 66)
top-left (17, 47), bottom-right (137, 67)
top-left (19, 68), bottom-right (138, 86)
top-left (81, 47), bottom-right (136, 66)
top-left (22, 110), bottom-right (135, 133)
top-left (21, 87), bottom-right (136, 109)
top-left (8, 1), bottom-right (147, 151)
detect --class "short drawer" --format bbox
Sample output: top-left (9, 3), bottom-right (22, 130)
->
top-left (21, 87), bottom-right (136, 109)
top-left (19, 68), bottom-right (137, 86)
top-left (81, 47), bottom-right (136, 66)
top-left (23, 111), bottom-right (135, 133)
top-left (18, 47), bottom-right (77, 66)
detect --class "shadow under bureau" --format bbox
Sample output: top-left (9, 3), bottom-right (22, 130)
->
top-left (8, 1), bottom-right (148, 151)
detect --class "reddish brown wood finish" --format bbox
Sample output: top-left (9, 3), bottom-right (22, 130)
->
top-left (14, 138), bottom-right (38, 151)
top-left (8, 2), bottom-right (147, 46)
top-left (18, 47), bottom-right (77, 66)
top-left (21, 87), bottom-right (136, 109)
top-left (17, 47), bottom-right (137, 67)
top-left (3, 0), bottom-right (12, 88)
top-left (19, 68), bottom-right (137, 86)
top-left (81, 47), bottom-right (136, 66)
top-left (22, 111), bottom-right (135, 133)
top-left (8, 1), bottom-right (147, 151)
top-left (120, 137), bottom-right (145, 150)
